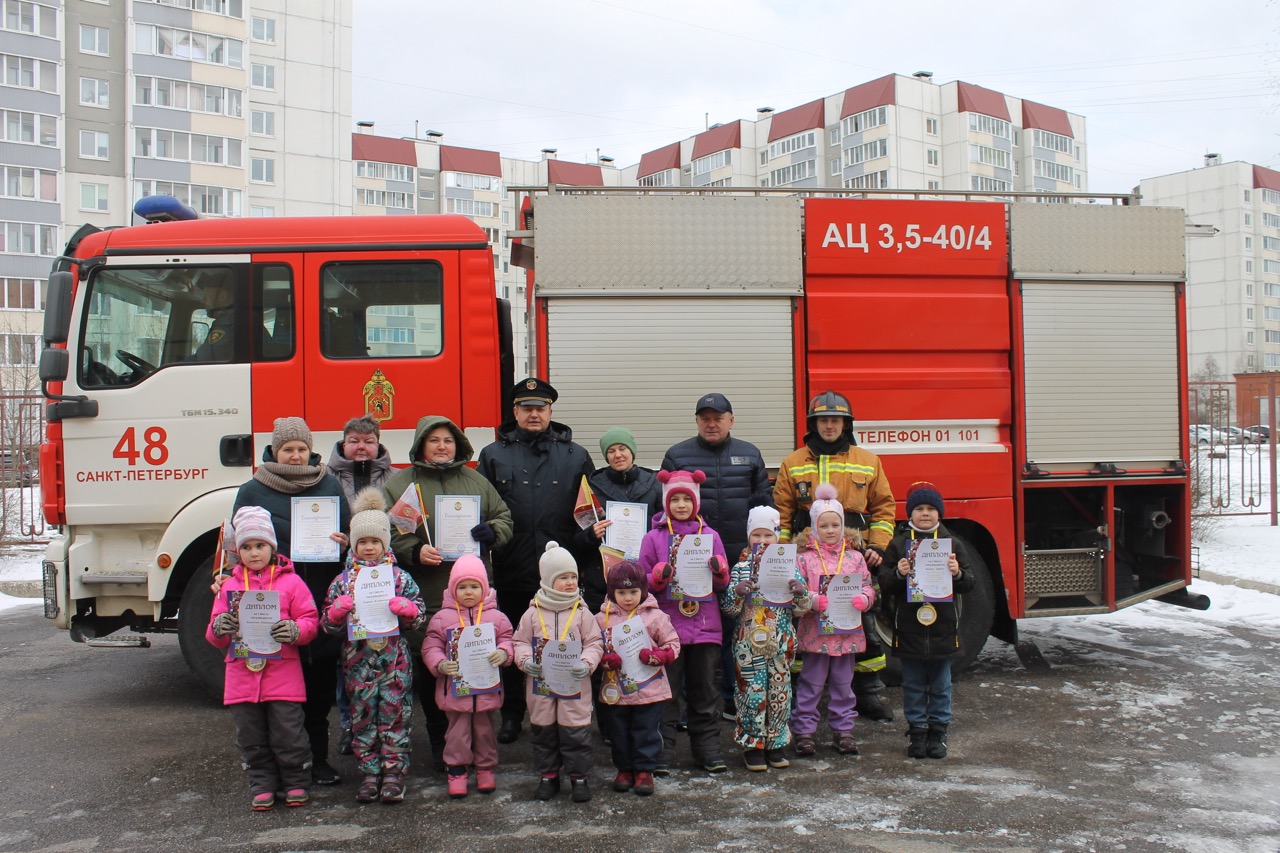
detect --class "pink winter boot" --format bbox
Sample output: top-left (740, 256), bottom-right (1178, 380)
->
top-left (475, 767), bottom-right (496, 794)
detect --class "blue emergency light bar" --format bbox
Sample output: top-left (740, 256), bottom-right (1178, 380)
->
top-left (133, 195), bottom-right (200, 223)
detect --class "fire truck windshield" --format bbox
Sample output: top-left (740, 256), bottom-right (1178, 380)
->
top-left (78, 265), bottom-right (239, 387)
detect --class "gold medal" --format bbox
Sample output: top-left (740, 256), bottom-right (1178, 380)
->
top-left (749, 626), bottom-right (771, 650)
top-left (601, 678), bottom-right (622, 705)
top-left (246, 657), bottom-right (266, 672)
top-left (916, 602), bottom-right (938, 626)
top-left (679, 599), bottom-right (700, 617)
top-left (368, 638), bottom-right (388, 651)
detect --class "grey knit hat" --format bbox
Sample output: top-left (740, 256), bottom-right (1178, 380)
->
top-left (349, 488), bottom-right (391, 550)
top-left (272, 416), bottom-right (313, 454)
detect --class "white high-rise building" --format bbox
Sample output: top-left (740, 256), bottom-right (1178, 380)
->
top-left (1140, 159), bottom-right (1280, 376)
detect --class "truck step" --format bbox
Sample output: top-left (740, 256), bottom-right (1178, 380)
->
top-left (84, 635), bottom-right (152, 648)
top-left (79, 573), bottom-right (148, 585)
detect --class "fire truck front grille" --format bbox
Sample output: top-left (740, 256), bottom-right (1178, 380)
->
top-left (1023, 547), bottom-right (1103, 608)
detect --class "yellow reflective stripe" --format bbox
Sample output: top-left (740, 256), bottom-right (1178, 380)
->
top-left (779, 528), bottom-right (792, 541)
top-left (788, 464), bottom-right (819, 477)
top-left (826, 463), bottom-right (875, 476)
top-left (855, 655), bottom-right (887, 673)
top-left (819, 455), bottom-right (829, 484)
top-left (870, 521), bottom-right (895, 534)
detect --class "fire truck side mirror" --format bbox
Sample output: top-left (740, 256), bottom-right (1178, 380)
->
top-left (43, 271), bottom-right (73, 345)
top-left (39, 347), bottom-right (67, 382)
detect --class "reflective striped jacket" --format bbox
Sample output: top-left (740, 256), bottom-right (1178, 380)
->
top-left (773, 444), bottom-right (896, 548)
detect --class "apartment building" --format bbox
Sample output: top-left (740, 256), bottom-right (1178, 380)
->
top-left (1140, 159), bottom-right (1280, 375)
top-left (0, 0), bottom-right (352, 392)
top-left (634, 73), bottom-right (1087, 197)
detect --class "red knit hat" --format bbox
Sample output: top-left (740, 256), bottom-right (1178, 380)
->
top-left (658, 469), bottom-right (705, 517)
top-left (906, 481), bottom-right (945, 518)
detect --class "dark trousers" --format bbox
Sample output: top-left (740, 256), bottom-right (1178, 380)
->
top-left (530, 723), bottom-right (594, 778)
top-left (605, 701), bottom-right (665, 773)
top-left (300, 644), bottom-right (337, 761)
top-left (230, 700), bottom-right (311, 795)
top-left (661, 642), bottom-right (722, 765)
top-left (497, 584), bottom-right (536, 724)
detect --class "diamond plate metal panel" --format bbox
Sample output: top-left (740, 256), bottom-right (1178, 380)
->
top-left (1010, 204), bottom-right (1185, 278)
top-left (534, 195), bottom-right (803, 295)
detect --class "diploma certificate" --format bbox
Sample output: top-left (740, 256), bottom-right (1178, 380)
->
top-left (908, 538), bottom-right (954, 602)
top-left (347, 563), bottom-right (398, 640)
top-left (290, 496), bottom-right (341, 562)
top-left (672, 534), bottom-right (714, 601)
top-left (608, 615), bottom-right (660, 692)
top-left (757, 544), bottom-right (799, 606)
top-left (820, 573), bottom-right (864, 634)
top-left (451, 622), bottom-right (500, 697)
top-left (604, 501), bottom-right (648, 560)
top-left (535, 636), bottom-right (584, 699)
top-left (434, 495), bottom-right (482, 560)
top-left (230, 589), bottom-right (281, 658)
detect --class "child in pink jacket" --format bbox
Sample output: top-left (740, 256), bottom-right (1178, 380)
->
top-left (423, 555), bottom-right (515, 800)
top-left (595, 561), bottom-right (680, 797)
top-left (792, 484), bottom-right (875, 758)
top-left (206, 505), bottom-right (319, 812)
top-left (512, 542), bottom-right (604, 803)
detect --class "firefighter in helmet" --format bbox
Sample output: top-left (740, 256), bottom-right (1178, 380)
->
top-left (774, 389), bottom-right (897, 721)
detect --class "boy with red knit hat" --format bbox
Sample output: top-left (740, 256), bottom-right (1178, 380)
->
top-left (595, 560), bottom-right (680, 796)
top-left (879, 481), bottom-right (976, 760)
top-left (637, 469), bottom-right (731, 774)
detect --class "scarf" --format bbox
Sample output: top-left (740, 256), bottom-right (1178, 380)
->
top-left (805, 431), bottom-right (852, 457)
top-left (253, 459), bottom-right (328, 494)
top-left (533, 582), bottom-right (582, 612)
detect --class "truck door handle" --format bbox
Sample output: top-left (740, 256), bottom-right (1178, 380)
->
top-left (219, 434), bottom-right (253, 467)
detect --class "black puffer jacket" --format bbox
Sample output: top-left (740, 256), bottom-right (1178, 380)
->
top-left (661, 434), bottom-right (770, 561)
top-left (476, 420), bottom-right (594, 598)
top-left (573, 464), bottom-right (662, 609)
top-left (878, 523), bottom-right (976, 660)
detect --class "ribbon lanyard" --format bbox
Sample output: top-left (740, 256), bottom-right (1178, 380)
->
top-left (535, 599), bottom-right (580, 641)
top-left (456, 598), bottom-right (483, 630)
top-left (602, 599), bottom-right (639, 632)
top-left (247, 563), bottom-right (277, 591)
top-left (816, 539), bottom-right (847, 576)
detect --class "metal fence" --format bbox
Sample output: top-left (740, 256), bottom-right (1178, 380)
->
top-left (1188, 379), bottom-right (1278, 525)
top-left (0, 392), bottom-right (46, 544)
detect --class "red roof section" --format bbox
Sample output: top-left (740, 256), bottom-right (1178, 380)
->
top-left (840, 75), bottom-right (896, 119)
top-left (956, 82), bottom-right (1010, 121)
top-left (351, 134), bottom-right (416, 166)
top-left (548, 160), bottom-right (604, 186)
top-left (1253, 165), bottom-right (1280, 192)
top-left (768, 99), bottom-right (825, 143)
top-left (692, 121), bottom-right (742, 160)
top-left (637, 142), bottom-right (681, 179)
top-left (1021, 100), bottom-right (1073, 138)
top-left (440, 145), bottom-right (501, 177)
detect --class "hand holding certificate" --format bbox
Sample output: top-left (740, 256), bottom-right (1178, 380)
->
top-left (757, 544), bottom-right (799, 606)
top-left (821, 574), bottom-right (864, 634)
top-left (347, 563), bottom-right (398, 641)
top-left (908, 538), bottom-right (954, 601)
top-left (608, 616), bottom-right (660, 692)
top-left (451, 622), bottom-right (500, 697)
top-left (230, 589), bottom-right (281, 659)
top-left (434, 495), bottom-right (482, 559)
top-left (672, 534), bottom-right (714, 600)
top-left (535, 636), bottom-right (584, 699)
top-left (290, 496), bottom-right (341, 562)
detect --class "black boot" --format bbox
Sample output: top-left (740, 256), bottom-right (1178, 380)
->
top-left (854, 670), bottom-right (895, 722)
top-left (925, 725), bottom-right (948, 759)
top-left (906, 728), bottom-right (928, 759)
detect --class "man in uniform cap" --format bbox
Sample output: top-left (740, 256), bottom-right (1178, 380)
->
top-left (477, 377), bottom-right (594, 743)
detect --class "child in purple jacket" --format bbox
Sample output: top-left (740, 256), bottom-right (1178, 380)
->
top-left (637, 469), bottom-right (731, 774)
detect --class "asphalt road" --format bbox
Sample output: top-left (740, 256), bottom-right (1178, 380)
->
top-left (1, 600), bottom-right (1277, 853)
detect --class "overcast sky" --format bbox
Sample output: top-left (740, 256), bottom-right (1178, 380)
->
top-left (352, 0), bottom-right (1277, 194)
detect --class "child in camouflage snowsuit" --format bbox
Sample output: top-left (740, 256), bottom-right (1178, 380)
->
top-left (720, 505), bottom-right (811, 772)
top-left (322, 489), bottom-right (426, 804)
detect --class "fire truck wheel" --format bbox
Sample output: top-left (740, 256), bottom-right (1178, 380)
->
top-left (178, 557), bottom-right (226, 699)
top-left (874, 546), bottom-right (996, 684)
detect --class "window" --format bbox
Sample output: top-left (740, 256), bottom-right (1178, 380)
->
top-left (1033, 129), bottom-right (1072, 153)
top-left (250, 157), bottom-right (274, 183)
top-left (768, 130), bottom-right (816, 160)
top-left (80, 129), bottom-right (109, 159)
top-left (79, 24), bottom-right (108, 54)
top-left (829, 159), bottom-right (841, 177)
top-left (446, 198), bottom-right (496, 217)
top-left (251, 63), bottom-right (275, 89)
top-left (250, 205), bottom-right (275, 217)
top-left (1244, 190), bottom-right (1251, 203)
top-left (3, 54), bottom-right (56, 91)
top-left (1266, 283), bottom-right (1280, 298)
top-left (1267, 354), bottom-right (1280, 369)
top-left (250, 16), bottom-right (275, 43)
top-left (1247, 332), bottom-right (1254, 344)
top-left (357, 161), bottom-right (415, 182)
top-left (1267, 330), bottom-right (1280, 344)
top-left (968, 113), bottom-right (1010, 138)
top-left (769, 159), bottom-right (816, 186)
top-left (1034, 159), bottom-right (1074, 183)
top-left (250, 109), bottom-right (274, 136)
top-left (2, 109), bottom-right (55, 146)
top-left (1263, 213), bottom-right (1280, 228)
top-left (841, 106), bottom-right (887, 136)
top-left (843, 170), bottom-right (888, 190)
top-left (1, 277), bottom-right (43, 310)
top-left (1, 333), bottom-right (38, 366)
top-left (135, 24), bottom-right (243, 68)
top-left (80, 183), bottom-right (108, 212)
top-left (355, 188), bottom-right (413, 209)
top-left (136, 77), bottom-right (242, 118)
top-left (927, 148), bottom-right (939, 166)
top-left (79, 76), bottom-right (109, 107)
top-left (1261, 236), bottom-right (1280, 252)
top-left (0, 221), bottom-right (57, 256)
top-left (638, 170), bottom-right (674, 188)
top-left (1246, 260), bottom-right (1254, 273)
top-left (1266, 306), bottom-right (1280, 321)
top-left (320, 262), bottom-right (444, 359)
top-left (136, 128), bottom-right (242, 167)
top-left (443, 171), bottom-right (498, 191)
top-left (3, 1), bottom-right (56, 37)
top-left (844, 139), bottom-right (888, 167)
top-left (927, 180), bottom-right (940, 190)
top-left (136, 180), bottom-right (242, 218)
top-left (1244, 236), bottom-right (1252, 250)
top-left (1, 166), bottom-right (56, 201)
top-left (971, 145), bottom-right (1011, 169)
top-left (828, 127), bottom-right (840, 146)
top-left (971, 175), bottom-right (1012, 193)
top-left (925, 117), bottom-right (938, 135)
top-left (149, 0), bottom-right (244, 15)
top-left (1247, 308), bottom-right (1254, 320)
top-left (1244, 213), bottom-right (1252, 226)
top-left (1263, 189), bottom-right (1280, 206)
top-left (1264, 260), bottom-right (1280, 274)
top-left (1246, 284), bottom-right (1254, 297)
top-left (691, 149), bottom-right (732, 176)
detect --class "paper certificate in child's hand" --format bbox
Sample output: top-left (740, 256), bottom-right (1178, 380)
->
top-left (609, 616), bottom-right (660, 691)
top-left (232, 589), bottom-right (281, 657)
top-left (673, 535), bottom-right (714, 600)
top-left (349, 564), bottom-right (398, 641)
top-left (820, 574), bottom-right (863, 634)
top-left (451, 622), bottom-right (500, 697)
top-left (536, 636), bottom-right (584, 699)
top-left (909, 538), bottom-right (954, 602)
top-left (757, 544), bottom-right (799, 606)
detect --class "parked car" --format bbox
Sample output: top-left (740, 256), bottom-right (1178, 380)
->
top-left (1242, 425), bottom-right (1272, 443)
top-left (1224, 426), bottom-right (1246, 444)
top-left (1190, 424), bottom-right (1229, 446)
top-left (0, 448), bottom-right (37, 487)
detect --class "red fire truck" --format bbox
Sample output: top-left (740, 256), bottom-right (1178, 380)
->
top-left (39, 189), bottom-right (1204, 694)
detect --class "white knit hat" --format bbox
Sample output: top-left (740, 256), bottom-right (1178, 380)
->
top-left (348, 488), bottom-right (390, 550)
top-left (539, 541), bottom-right (578, 587)
top-left (746, 505), bottom-right (781, 537)
top-left (232, 505), bottom-right (277, 550)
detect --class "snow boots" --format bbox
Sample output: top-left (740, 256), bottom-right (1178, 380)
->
top-left (906, 727), bottom-right (928, 759)
top-left (926, 724), bottom-right (948, 759)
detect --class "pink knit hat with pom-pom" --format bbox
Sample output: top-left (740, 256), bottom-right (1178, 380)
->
top-left (658, 469), bottom-right (705, 517)
top-left (809, 482), bottom-right (844, 535)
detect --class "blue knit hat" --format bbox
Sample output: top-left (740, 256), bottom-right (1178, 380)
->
top-left (906, 481), bottom-right (945, 518)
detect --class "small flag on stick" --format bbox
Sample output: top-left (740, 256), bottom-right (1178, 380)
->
top-left (389, 482), bottom-right (425, 536)
top-left (573, 475), bottom-right (603, 530)
top-left (599, 545), bottom-right (626, 585)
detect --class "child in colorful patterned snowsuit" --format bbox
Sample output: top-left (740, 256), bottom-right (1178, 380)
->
top-left (423, 555), bottom-right (515, 799)
top-left (637, 469), bottom-right (732, 774)
top-left (793, 484), bottom-right (875, 757)
top-left (512, 542), bottom-right (604, 802)
top-left (595, 560), bottom-right (680, 796)
top-left (721, 505), bottom-right (812, 772)
top-left (207, 505), bottom-right (319, 812)
top-left (321, 489), bottom-right (426, 804)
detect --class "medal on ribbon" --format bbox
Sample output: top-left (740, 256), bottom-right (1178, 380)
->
top-left (916, 602), bottom-right (938, 626)
top-left (601, 676), bottom-right (622, 705)
top-left (246, 657), bottom-right (266, 672)
top-left (679, 599), bottom-right (700, 617)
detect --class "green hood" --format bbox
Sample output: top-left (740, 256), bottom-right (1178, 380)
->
top-left (408, 415), bottom-right (474, 470)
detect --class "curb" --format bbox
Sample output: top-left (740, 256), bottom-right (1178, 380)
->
top-left (0, 581), bottom-right (40, 598)
top-left (1198, 570), bottom-right (1280, 597)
